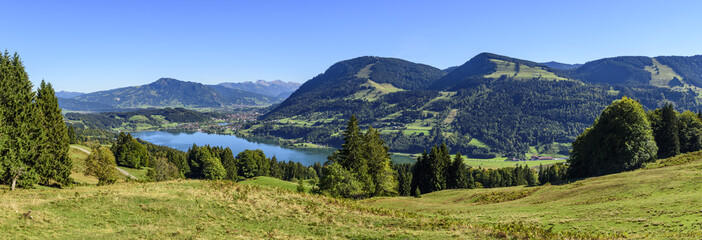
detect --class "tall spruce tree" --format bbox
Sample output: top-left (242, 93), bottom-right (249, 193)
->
top-left (447, 153), bottom-right (469, 189)
top-left (319, 116), bottom-right (397, 198)
top-left (363, 127), bottom-right (397, 196)
top-left (36, 80), bottom-right (72, 185)
top-left (67, 125), bottom-right (77, 144)
top-left (0, 51), bottom-right (42, 190)
top-left (650, 103), bottom-right (680, 159)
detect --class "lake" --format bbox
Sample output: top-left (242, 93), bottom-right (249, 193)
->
top-left (132, 131), bottom-right (414, 166)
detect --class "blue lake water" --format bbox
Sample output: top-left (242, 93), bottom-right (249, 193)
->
top-left (132, 131), bottom-right (414, 166)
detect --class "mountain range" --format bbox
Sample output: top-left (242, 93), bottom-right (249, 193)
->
top-left (59, 78), bottom-right (297, 111)
top-left (57, 52), bottom-right (702, 156)
top-left (218, 80), bottom-right (301, 98)
top-left (260, 52), bottom-right (702, 156)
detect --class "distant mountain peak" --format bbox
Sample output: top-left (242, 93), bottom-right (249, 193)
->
top-left (218, 79), bottom-right (301, 98)
top-left (71, 78), bottom-right (279, 109)
top-left (55, 90), bottom-right (85, 99)
top-left (153, 78), bottom-right (186, 86)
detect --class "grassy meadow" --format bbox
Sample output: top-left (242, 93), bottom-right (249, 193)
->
top-left (3, 145), bottom-right (702, 239)
top-left (365, 152), bottom-right (702, 239)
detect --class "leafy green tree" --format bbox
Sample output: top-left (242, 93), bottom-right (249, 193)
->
top-left (202, 156), bottom-right (226, 180)
top-left (0, 51), bottom-right (42, 190)
top-left (36, 80), bottom-right (72, 186)
top-left (568, 97), bottom-right (657, 178)
top-left (147, 157), bottom-right (180, 181)
top-left (296, 179), bottom-right (305, 193)
top-left (112, 132), bottom-right (150, 168)
top-left (84, 147), bottom-right (118, 185)
top-left (317, 163), bottom-right (363, 198)
top-left (649, 103), bottom-right (680, 159)
top-left (678, 111), bottom-right (702, 153)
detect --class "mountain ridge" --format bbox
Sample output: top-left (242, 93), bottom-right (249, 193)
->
top-left (72, 78), bottom-right (280, 109)
top-left (218, 79), bottom-right (301, 98)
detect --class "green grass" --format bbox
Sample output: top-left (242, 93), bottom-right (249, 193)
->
top-left (346, 80), bottom-right (404, 101)
top-left (116, 166), bottom-right (149, 180)
top-left (484, 59), bottom-right (569, 81)
top-left (646, 58), bottom-right (684, 88)
top-left (68, 145), bottom-right (99, 185)
top-left (462, 157), bottom-right (565, 169)
top-left (239, 176), bottom-right (313, 193)
top-left (366, 153), bottom-right (702, 239)
top-left (127, 115), bottom-right (150, 122)
top-left (467, 138), bottom-right (489, 148)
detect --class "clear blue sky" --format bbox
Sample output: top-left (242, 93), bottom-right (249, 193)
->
top-left (3, 0), bottom-right (702, 92)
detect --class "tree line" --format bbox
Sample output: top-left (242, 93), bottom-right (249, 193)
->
top-left (0, 52), bottom-right (72, 190)
top-left (569, 97), bottom-right (702, 179)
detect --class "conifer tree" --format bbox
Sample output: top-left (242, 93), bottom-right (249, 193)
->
top-left (36, 80), bottom-right (72, 185)
top-left (0, 51), bottom-right (42, 190)
top-left (67, 125), bottom-right (77, 144)
top-left (650, 103), bottom-right (680, 159)
top-left (219, 147), bottom-right (238, 180)
top-left (447, 153), bottom-right (469, 189)
top-left (319, 116), bottom-right (397, 198)
top-left (363, 127), bottom-right (397, 196)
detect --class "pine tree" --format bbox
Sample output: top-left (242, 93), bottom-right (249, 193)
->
top-left (36, 80), bottom-right (72, 185)
top-left (363, 127), bottom-right (397, 196)
top-left (319, 116), bottom-right (397, 198)
top-left (447, 153), bottom-right (469, 189)
top-left (0, 51), bottom-right (42, 190)
top-left (67, 125), bottom-right (77, 144)
top-left (219, 147), bottom-right (238, 180)
top-left (650, 103), bottom-right (680, 159)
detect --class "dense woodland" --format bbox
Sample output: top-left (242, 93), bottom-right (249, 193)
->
top-left (569, 97), bottom-right (702, 178)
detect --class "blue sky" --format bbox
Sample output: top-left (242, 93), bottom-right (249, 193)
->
top-left (3, 0), bottom-right (702, 92)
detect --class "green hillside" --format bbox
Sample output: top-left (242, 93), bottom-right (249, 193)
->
top-left (5, 138), bottom-right (702, 239)
top-left (365, 151), bottom-right (702, 239)
top-left (255, 53), bottom-right (702, 157)
top-left (0, 149), bottom-right (547, 239)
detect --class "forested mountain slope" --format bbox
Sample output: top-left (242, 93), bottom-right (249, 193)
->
top-left (256, 53), bottom-right (702, 157)
top-left (262, 56), bottom-right (446, 120)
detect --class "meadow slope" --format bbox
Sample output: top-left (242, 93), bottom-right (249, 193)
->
top-left (365, 151), bottom-right (702, 239)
